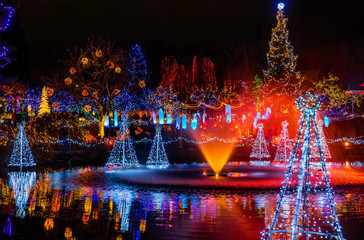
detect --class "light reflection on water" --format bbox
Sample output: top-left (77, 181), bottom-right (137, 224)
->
top-left (0, 167), bottom-right (363, 240)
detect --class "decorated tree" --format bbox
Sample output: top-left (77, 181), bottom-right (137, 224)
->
top-left (128, 43), bottom-right (148, 88)
top-left (59, 38), bottom-right (129, 138)
top-left (263, 3), bottom-right (301, 111)
top-left (250, 123), bottom-right (270, 160)
top-left (38, 86), bottom-right (50, 115)
top-left (1, 81), bottom-right (26, 114)
top-left (146, 125), bottom-right (169, 169)
top-left (105, 114), bottom-right (139, 168)
top-left (274, 121), bottom-right (293, 162)
top-left (8, 124), bottom-right (36, 169)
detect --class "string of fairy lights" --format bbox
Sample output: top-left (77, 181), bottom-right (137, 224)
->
top-left (1, 134), bottom-right (363, 148)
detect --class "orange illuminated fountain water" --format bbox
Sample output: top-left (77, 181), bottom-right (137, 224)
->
top-left (198, 141), bottom-right (234, 177)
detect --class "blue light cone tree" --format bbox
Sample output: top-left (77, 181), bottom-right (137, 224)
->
top-left (250, 123), bottom-right (270, 160)
top-left (261, 93), bottom-right (344, 240)
top-left (274, 121), bottom-right (293, 162)
top-left (105, 114), bottom-right (139, 168)
top-left (8, 171), bottom-right (36, 218)
top-left (146, 125), bottom-right (170, 169)
top-left (8, 124), bottom-right (36, 169)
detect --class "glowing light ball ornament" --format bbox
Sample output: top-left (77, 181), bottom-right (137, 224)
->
top-left (277, 2), bottom-right (285, 10)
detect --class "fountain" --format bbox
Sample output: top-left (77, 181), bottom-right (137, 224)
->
top-left (198, 141), bottom-right (234, 177)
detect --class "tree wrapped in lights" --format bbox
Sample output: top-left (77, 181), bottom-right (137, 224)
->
top-left (146, 125), bottom-right (169, 169)
top-left (274, 121), bottom-right (293, 162)
top-left (261, 93), bottom-right (344, 240)
top-left (8, 171), bottom-right (36, 218)
top-left (263, 3), bottom-right (301, 111)
top-left (317, 119), bottom-right (332, 159)
top-left (58, 38), bottom-right (130, 138)
top-left (105, 114), bottom-right (139, 168)
top-left (250, 123), bottom-right (270, 160)
top-left (128, 43), bottom-right (148, 88)
top-left (38, 86), bottom-right (50, 115)
top-left (8, 124), bottom-right (36, 169)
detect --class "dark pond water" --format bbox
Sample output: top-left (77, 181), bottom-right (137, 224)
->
top-left (0, 167), bottom-right (363, 240)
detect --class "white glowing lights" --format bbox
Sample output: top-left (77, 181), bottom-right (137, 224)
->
top-left (261, 93), bottom-right (344, 240)
top-left (278, 3), bottom-right (285, 10)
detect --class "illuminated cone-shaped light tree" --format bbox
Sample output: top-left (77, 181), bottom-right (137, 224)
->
top-left (8, 171), bottom-right (36, 218)
top-left (105, 114), bottom-right (139, 168)
top-left (274, 121), bottom-right (293, 162)
top-left (38, 86), bottom-right (50, 115)
top-left (261, 93), bottom-right (344, 240)
top-left (250, 123), bottom-right (270, 160)
top-left (318, 119), bottom-right (332, 159)
top-left (146, 125), bottom-right (169, 169)
top-left (8, 124), bottom-right (36, 169)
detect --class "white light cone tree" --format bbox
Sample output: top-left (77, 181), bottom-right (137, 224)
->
top-left (274, 121), bottom-right (293, 162)
top-left (146, 125), bottom-right (169, 169)
top-left (105, 114), bottom-right (139, 168)
top-left (8, 124), bottom-right (36, 169)
top-left (261, 93), bottom-right (344, 240)
top-left (250, 123), bottom-right (270, 160)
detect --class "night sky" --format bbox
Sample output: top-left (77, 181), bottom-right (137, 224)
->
top-left (5, 0), bottom-right (364, 87)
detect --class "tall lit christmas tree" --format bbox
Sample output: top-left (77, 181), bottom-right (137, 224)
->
top-left (250, 123), bottom-right (270, 160)
top-left (128, 43), bottom-right (148, 87)
top-left (318, 119), bottom-right (332, 159)
top-left (8, 124), bottom-right (36, 169)
top-left (146, 125), bottom-right (170, 169)
top-left (263, 3), bottom-right (301, 109)
top-left (8, 171), bottom-right (36, 218)
top-left (105, 114), bottom-right (139, 168)
top-left (38, 86), bottom-right (50, 115)
top-left (274, 121), bottom-right (293, 162)
top-left (0, 2), bottom-right (15, 68)
top-left (261, 93), bottom-right (344, 240)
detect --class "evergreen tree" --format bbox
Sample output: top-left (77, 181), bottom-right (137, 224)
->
top-left (128, 43), bottom-right (148, 88)
top-left (274, 121), bottom-right (293, 162)
top-left (105, 114), bottom-right (139, 168)
top-left (250, 123), bottom-right (270, 160)
top-left (8, 124), bottom-right (36, 169)
top-left (38, 86), bottom-right (50, 115)
top-left (263, 3), bottom-right (301, 111)
top-left (146, 125), bottom-right (169, 169)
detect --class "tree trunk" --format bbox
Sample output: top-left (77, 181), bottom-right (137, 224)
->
top-left (99, 115), bottom-right (106, 139)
